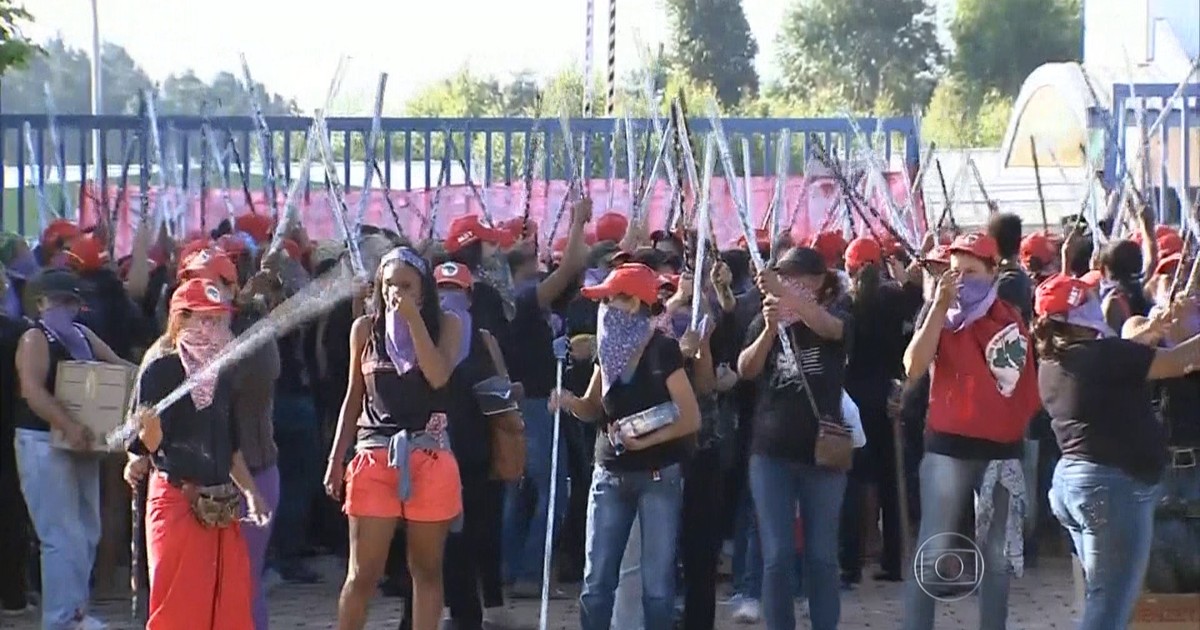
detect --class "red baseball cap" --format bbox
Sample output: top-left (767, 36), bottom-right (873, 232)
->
top-left (1034, 273), bottom-right (1094, 317)
top-left (445, 214), bottom-right (510, 254)
top-left (41, 219), bottom-right (80, 251)
top-left (737, 228), bottom-right (772, 255)
top-left (65, 234), bottom-right (109, 272)
top-left (1019, 232), bottom-right (1057, 267)
top-left (579, 263), bottom-right (668, 305)
top-left (924, 244), bottom-right (952, 265)
top-left (169, 278), bottom-right (233, 314)
top-left (178, 248), bottom-right (238, 286)
top-left (1154, 252), bottom-right (1182, 276)
top-left (594, 212), bottom-right (629, 243)
top-left (433, 261), bottom-right (473, 289)
top-left (947, 232), bottom-right (999, 263)
top-left (1157, 232), bottom-right (1184, 258)
top-left (844, 237), bottom-right (882, 274)
top-left (178, 238), bottom-right (211, 265)
top-left (809, 231), bottom-right (848, 267)
top-left (234, 213), bottom-right (274, 243)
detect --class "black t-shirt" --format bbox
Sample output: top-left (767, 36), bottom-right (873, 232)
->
top-left (1157, 373), bottom-right (1200, 447)
top-left (596, 332), bottom-right (691, 471)
top-left (508, 283), bottom-right (559, 398)
top-left (996, 265), bottom-right (1035, 325)
top-left (471, 281), bottom-right (513, 359)
top-left (845, 282), bottom-right (921, 407)
top-left (444, 328), bottom-right (499, 474)
top-left (129, 353), bottom-right (239, 487)
top-left (744, 300), bottom-right (853, 464)
top-left (1039, 338), bottom-right (1167, 484)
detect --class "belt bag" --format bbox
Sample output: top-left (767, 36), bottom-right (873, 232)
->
top-left (472, 375), bottom-right (521, 416)
top-left (181, 482), bottom-right (241, 528)
top-left (611, 402), bottom-right (679, 447)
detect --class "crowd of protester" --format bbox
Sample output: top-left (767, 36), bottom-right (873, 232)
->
top-left (0, 189), bottom-right (1198, 630)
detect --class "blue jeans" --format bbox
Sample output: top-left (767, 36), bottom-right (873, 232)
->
top-left (748, 454), bottom-right (846, 630)
top-left (271, 394), bottom-right (321, 567)
top-left (730, 488), bottom-right (762, 599)
top-left (579, 463), bottom-right (683, 630)
top-left (14, 429), bottom-right (102, 630)
top-left (502, 397), bottom-right (568, 584)
top-left (1049, 459), bottom-right (1160, 629)
top-left (1146, 454), bottom-right (1200, 592)
top-left (903, 453), bottom-right (1012, 630)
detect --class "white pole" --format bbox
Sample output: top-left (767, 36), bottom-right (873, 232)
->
top-left (89, 0), bottom-right (103, 200)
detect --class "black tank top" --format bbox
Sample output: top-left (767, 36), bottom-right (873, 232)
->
top-left (355, 320), bottom-right (446, 446)
top-left (13, 322), bottom-right (93, 432)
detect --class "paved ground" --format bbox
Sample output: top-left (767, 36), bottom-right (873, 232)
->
top-left (0, 556), bottom-right (1081, 629)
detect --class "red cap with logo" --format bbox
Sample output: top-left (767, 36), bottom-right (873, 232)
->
top-left (594, 212), bottom-right (629, 243)
top-left (947, 232), bottom-right (999, 263)
top-left (1019, 232), bottom-right (1056, 266)
top-left (179, 248), bottom-right (238, 286)
top-left (844, 237), bottom-right (882, 274)
top-left (445, 214), bottom-right (511, 254)
top-left (65, 234), bottom-right (109, 272)
top-left (169, 278), bottom-right (233, 314)
top-left (179, 238), bottom-right (212, 265)
top-left (433, 261), bottom-right (473, 289)
top-left (579, 263), bottom-right (669, 305)
top-left (1034, 273), bottom-right (1094, 317)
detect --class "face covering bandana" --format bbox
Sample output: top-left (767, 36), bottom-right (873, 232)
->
top-left (438, 289), bottom-right (473, 368)
top-left (41, 304), bottom-right (92, 360)
top-left (176, 316), bottom-right (234, 410)
top-left (944, 276), bottom-right (997, 332)
top-left (777, 275), bottom-right (814, 326)
top-left (596, 302), bottom-right (653, 394)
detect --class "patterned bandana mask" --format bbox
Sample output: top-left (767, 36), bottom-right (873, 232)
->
top-left (176, 317), bottom-right (234, 410)
top-left (777, 275), bottom-right (814, 326)
top-left (596, 302), bottom-right (653, 394)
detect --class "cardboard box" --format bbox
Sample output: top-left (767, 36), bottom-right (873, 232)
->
top-left (1131, 593), bottom-right (1200, 629)
top-left (52, 360), bottom-right (135, 452)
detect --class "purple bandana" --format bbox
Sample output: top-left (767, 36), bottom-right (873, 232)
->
top-left (1051, 297), bottom-right (1113, 338)
top-left (381, 248), bottom-right (428, 374)
top-left (945, 277), bottom-right (997, 332)
top-left (438, 289), bottom-right (473, 367)
top-left (597, 303), bottom-right (653, 394)
top-left (41, 306), bottom-right (92, 361)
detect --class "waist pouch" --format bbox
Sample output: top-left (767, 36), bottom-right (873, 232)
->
top-left (610, 402), bottom-right (678, 454)
top-left (178, 481), bottom-right (241, 528)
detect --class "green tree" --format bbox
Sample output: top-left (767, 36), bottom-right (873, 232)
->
top-left (0, 1), bottom-right (40, 77)
top-left (664, 0), bottom-right (758, 107)
top-left (923, 77), bottom-right (1013, 148)
top-left (776, 0), bottom-right (943, 112)
top-left (950, 0), bottom-right (1082, 98)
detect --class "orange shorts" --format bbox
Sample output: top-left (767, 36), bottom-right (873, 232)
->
top-left (343, 447), bottom-right (462, 521)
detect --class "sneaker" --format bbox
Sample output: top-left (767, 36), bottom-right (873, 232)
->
top-left (76, 616), bottom-right (109, 630)
top-left (720, 592), bottom-right (743, 606)
top-left (0, 604), bottom-right (32, 617)
top-left (731, 598), bottom-right (761, 624)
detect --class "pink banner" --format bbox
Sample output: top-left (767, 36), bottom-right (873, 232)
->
top-left (80, 173), bottom-right (926, 257)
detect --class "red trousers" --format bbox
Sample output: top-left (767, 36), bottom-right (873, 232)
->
top-left (146, 474), bottom-right (253, 630)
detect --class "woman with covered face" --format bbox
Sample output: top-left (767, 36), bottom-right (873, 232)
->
top-left (323, 246), bottom-right (464, 630)
top-left (901, 233), bottom-right (1041, 630)
top-left (125, 278), bottom-right (272, 629)
top-left (1033, 273), bottom-right (1200, 628)
top-left (12, 269), bottom-right (132, 630)
top-left (736, 246), bottom-right (852, 630)
top-left (549, 262), bottom-right (701, 630)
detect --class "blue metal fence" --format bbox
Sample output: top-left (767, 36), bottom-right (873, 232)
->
top-left (0, 114), bottom-right (919, 237)
top-left (1097, 82), bottom-right (1200, 227)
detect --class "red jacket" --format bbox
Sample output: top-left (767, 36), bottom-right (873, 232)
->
top-left (928, 300), bottom-right (1040, 445)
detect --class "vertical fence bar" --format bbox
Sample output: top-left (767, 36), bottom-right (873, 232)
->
top-left (14, 128), bottom-right (24, 234)
top-left (484, 131), bottom-right (494, 186)
top-left (384, 130), bottom-right (393, 191)
top-left (423, 131), bottom-right (432, 190)
top-left (1159, 113), bottom-right (1168, 223)
top-left (504, 131), bottom-right (513, 184)
top-left (283, 130), bottom-right (292, 185)
top-left (1, 128), bottom-right (7, 227)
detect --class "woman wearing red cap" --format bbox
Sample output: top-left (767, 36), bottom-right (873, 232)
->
top-left (840, 237), bottom-right (922, 585)
top-left (737, 246), bottom-right (852, 630)
top-left (323, 246), bottom-right (464, 630)
top-left (901, 232), bottom-right (1041, 630)
top-left (125, 278), bottom-right (272, 629)
top-left (1033, 273), bottom-right (1200, 629)
top-left (549, 262), bottom-right (700, 630)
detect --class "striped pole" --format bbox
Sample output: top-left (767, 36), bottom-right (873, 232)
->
top-left (581, 0), bottom-right (596, 182)
top-left (605, 0), bottom-right (617, 116)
